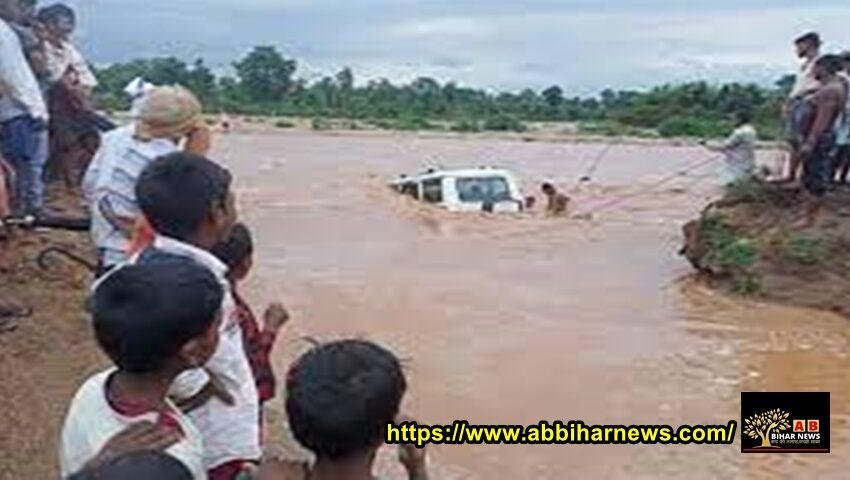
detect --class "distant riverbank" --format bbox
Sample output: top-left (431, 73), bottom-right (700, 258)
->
top-left (188, 114), bottom-right (786, 149)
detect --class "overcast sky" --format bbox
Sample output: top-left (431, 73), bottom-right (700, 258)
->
top-left (69, 0), bottom-right (850, 95)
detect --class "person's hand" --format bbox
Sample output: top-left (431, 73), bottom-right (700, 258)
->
top-left (207, 369), bottom-right (236, 406)
top-left (86, 422), bottom-right (181, 469)
top-left (184, 123), bottom-right (213, 156)
top-left (396, 415), bottom-right (428, 480)
top-left (0, 154), bottom-right (14, 181)
top-left (263, 302), bottom-right (290, 335)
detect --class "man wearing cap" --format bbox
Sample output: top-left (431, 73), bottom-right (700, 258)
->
top-left (82, 85), bottom-right (211, 272)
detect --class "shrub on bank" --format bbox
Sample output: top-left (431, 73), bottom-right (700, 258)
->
top-left (450, 119), bottom-right (482, 133)
top-left (482, 114), bottom-right (526, 132)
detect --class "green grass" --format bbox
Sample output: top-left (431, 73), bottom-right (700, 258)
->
top-left (698, 214), bottom-right (762, 295)
top-left (274, 119), bottom-right (296, 129)
top-left (781, 235), bottom-right (825, 266)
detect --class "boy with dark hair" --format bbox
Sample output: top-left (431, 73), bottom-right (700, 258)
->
top-left (211, 223), bottom-right (290, 408)
top-left (61, 261), bottom-right (224, 480)
top-left (68, 451), bottom-right (193, 480)
top-left (259, 340), bottom-right (428, 480)
top-left (131, 151), bottom-right (262, 480)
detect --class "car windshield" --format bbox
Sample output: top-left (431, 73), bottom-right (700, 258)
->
top-left (456, 176), bottom-right (512, 203)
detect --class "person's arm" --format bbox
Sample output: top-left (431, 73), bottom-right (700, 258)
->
top-left (97, 196), bottom-right (136, 238)
top-left (0, 154), bottom-right (12, 218)
top-left (67, 43), bottom-right (99, 90)
top-left (0, 26), bottom-right (48, 121)
top-left (257, 303), bottom-right (290, 354)
top-left (183, 124), bottom-right (213, 156)
top-left (171, 368), bottom-right (235, 414)
top-left (396, 415), bottom-right (429, 480)
top-left (802, 90), bottom-right (841, 156)
top-left (399, 442), bottom-right (428, 480)
top-left (81, 422), bottom-right (181, 472)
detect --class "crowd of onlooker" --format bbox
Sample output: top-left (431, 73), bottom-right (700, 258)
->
top-left (1, 1), bottom-right (429, 479)
top-left (0, 0), bottom-right (102, 330)
top-left (776, 32), bottom-right (850, 227)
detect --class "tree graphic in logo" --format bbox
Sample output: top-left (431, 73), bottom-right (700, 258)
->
top-left (744, 409), bottom-right (791, 448)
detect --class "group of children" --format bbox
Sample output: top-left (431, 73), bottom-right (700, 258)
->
top-left (60, 145), bottom-right (429, 480)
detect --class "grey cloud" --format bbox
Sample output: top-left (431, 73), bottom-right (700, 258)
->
top-left (68, 0), bottom-right (850, 95)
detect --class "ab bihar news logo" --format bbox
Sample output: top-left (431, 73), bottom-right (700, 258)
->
top-left (741, 392), bottom-right (830, 453)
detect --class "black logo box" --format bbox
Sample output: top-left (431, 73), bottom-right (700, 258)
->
top-left (741, 392), bottom-right (830, 453)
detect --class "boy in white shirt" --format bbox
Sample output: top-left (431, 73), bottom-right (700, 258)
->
top-left (60, 260), bottom-right (226, 480)
top-left (131, 152), bottom-right (261, 479)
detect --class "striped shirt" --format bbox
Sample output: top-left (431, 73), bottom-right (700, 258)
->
top-left (82, 125), bottom-right (178, 267)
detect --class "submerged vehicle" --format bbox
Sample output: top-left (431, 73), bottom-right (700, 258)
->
top-left (390, 167), bottom-right (526, 213)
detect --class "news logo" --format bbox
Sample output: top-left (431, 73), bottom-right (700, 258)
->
top-left (741, 392), bottom-right (829, 453)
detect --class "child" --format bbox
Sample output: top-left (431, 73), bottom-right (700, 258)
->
top-left (133, 151), bottom-right (262, 479)
top-left (259, 340), bottom-right (429, 480)
top-left (60, 260), bottom-right (225, 480)
top-left (212, 223), bottom-right (290, 407)
top-left (68, 451), bottom-right (193, 480)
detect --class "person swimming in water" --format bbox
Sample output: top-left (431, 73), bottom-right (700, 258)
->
top-left (541, 183), bottom-right (570, 216)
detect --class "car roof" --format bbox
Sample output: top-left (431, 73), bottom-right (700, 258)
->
top-left (395, 167), bottom-right (516, 183)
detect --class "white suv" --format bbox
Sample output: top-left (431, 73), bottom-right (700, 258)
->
top-left (390, 167), bottom-right (526, 213)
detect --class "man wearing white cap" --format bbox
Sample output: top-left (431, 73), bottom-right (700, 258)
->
top-left (83, 85), bottom-right (211, 272)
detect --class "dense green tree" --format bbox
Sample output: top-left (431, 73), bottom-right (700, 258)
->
top-left (93, 47), bottom-right (792, 139)
top-left (233, 46), bottom-right (297, 103)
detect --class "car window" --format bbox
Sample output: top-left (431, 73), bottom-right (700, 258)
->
top-left (422, 178), bottom-right (443, 203)
top-left (456, 177), bottom-right (512, 203)
top-left (399, 181), bottom-right (418, 199)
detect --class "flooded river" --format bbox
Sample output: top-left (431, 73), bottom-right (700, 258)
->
top-left (216, 131), bottom-right (850, 479)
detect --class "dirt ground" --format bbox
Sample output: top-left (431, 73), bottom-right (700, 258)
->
top-left (0, 205), bottom-right (103, 480)
top-left (682, 180), bottom-right (850, 316)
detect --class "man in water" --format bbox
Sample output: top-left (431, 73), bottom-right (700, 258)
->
top-left (785, 32), bottom-right (823, 182)
top-left (541, 183), bottom-right (570, 216)
top-left (702, 109), bottom-right (758, 184)
top-left (797, 55), bottom-right (848, 228)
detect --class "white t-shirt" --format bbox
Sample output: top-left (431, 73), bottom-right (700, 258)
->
top-left (139, 236), bottom-right (262, 470)
top-left (82, 125), bottom-right (178, 266)
top-left (714, 124), bottom-right (758, 183)
top-left (59, 369), bottom-right (206, 479)
top-left (0, 18), bottom-right (48, 122)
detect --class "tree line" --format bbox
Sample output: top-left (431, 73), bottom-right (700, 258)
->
top-left (93, 46), bottom-right (793, 139)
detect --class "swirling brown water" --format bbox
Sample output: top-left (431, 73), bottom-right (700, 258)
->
top-left (216, 131), bottom-right (850, 479)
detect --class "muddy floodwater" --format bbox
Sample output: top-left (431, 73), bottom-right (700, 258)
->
top-left (216, 131), bottom-right (850, 479)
